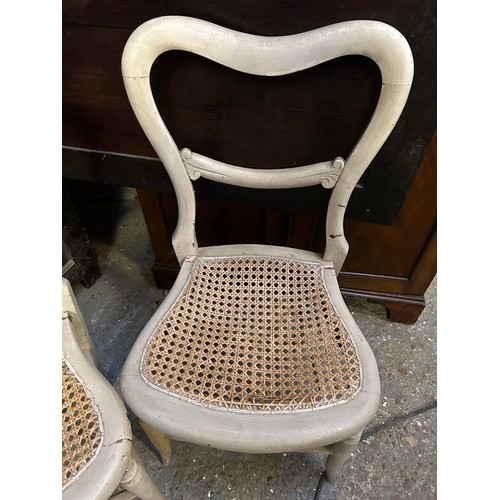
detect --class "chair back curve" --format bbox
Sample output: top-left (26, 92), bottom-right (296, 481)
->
top-left (122, 16), bottom-right (413, 271)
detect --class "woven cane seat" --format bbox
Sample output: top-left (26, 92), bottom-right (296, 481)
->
top-left (62, 356), bottom-right (103, 488)
top-left (62, 277), bottom-right (165, 500)
top-left (141, 256), bottom-right (361, 412)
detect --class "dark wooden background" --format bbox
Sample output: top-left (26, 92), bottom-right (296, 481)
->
top-left (62, 0), bottom-right (436, 323)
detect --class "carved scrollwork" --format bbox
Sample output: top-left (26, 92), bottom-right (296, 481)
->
top-left (181, 148), bottom-right (202, 180)
top-left (321, 157), bottom-right (345, 189)
top-left (180, 148), bottom-right (346, 188)
top-left (321, 177), bottom-right (337, 189)
top-left (186, 166), bottom-right (201, 181)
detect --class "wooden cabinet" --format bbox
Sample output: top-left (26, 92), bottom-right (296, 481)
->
top-left (134, 133), bottom-right (436, 324)
top-left (62, 0), bottom-right (436, 323)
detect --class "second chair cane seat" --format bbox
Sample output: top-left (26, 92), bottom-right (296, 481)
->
top-left (62, 357), bottom-right (103, 487)
top-left (62, 278), bottom-right (166, 500)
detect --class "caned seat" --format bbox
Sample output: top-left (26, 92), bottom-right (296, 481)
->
top-left (120, 16), bottom-right (413, 482)
top-left (62, 278), bottom-right (165, 500)
top-left (62, 357), bottom-right (103, 487)
top-left (141, 256), bottom-right (361, 412)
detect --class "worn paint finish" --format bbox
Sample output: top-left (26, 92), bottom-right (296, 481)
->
top-left (119, 16), bottom-right (413, 483)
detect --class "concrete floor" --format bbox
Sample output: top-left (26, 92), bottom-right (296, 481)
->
top-left (71, 183), bottom-right (437, 500)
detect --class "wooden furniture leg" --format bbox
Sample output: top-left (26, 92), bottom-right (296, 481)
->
top-left (119, 447), bottom-right (165, 499)
top-left (139, 419), bottom-right (173, 466)
top-left (325, 431), bottom-right (363, 483)
top-left (62, 184), bottom-right (102, 287)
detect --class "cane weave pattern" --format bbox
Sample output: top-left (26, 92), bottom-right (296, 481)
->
top-left (141, 256), bottom-right (361, 412)
top-left (62, 357), bottom-right (103, 487)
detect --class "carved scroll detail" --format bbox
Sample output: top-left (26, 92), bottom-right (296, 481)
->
top-left (180, 148), bottom-right (345, 189)
top-left (321, 157), bottom-right (345, 188)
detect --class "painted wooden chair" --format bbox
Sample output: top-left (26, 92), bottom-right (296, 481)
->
top-left (120, 17), bottom-right (413, 482)
top-left (62, 278), bottom-right (165, 499)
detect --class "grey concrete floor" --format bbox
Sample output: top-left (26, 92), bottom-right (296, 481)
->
top-left (71, 184), bottom-right (437, 500)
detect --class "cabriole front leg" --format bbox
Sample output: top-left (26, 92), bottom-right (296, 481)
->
top-left (139, 419), bottom-right (173, 466)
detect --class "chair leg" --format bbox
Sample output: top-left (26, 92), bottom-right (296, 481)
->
top-left (119, 447), bottom-right (165, 500)
top-left (139, 419), bottom-right (172, 466)
top-left (325, 431), bottom-right (363, 483)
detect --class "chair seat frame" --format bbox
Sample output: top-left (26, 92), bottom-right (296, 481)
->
top-left (121, 244), bottom-right (379, 454)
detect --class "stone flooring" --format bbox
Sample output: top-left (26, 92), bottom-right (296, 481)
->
top-left (70, 183), bottom-right (437, 499)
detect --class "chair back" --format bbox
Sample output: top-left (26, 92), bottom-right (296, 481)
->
top-left (122, 17), bottom-right (413, 271)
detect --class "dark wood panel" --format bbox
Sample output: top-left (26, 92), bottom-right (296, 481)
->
top-left (62, 147), bottom-right (170, 190)
top-left (340, 133), bottom-right (437, 278)
top-left (149, 52), bottom-right (380, 170)
top-left (62, 0), bottom-right (436, 224)
top-left (63, 26), bottom-right (148, 156)
top-left (62, 1), bottom-right (436, 323)
top-left (63, 0), bottom-right (427, 36)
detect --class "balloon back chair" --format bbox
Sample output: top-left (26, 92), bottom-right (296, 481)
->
top-left (120, 16), bottom-right (413, 483)
top-left (62, 278), bottom-right (165, 499)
